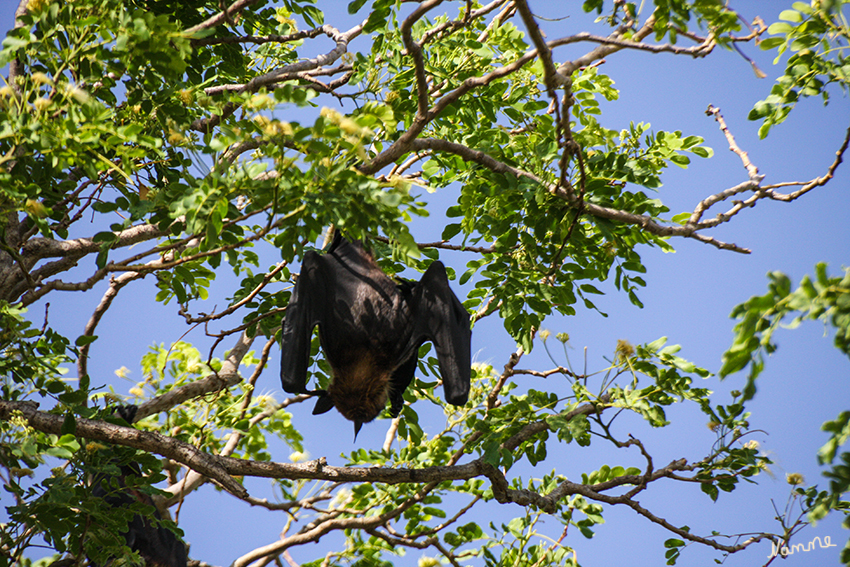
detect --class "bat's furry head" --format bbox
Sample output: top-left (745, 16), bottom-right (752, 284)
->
top-left (314, 352), bottom-right (393, 438)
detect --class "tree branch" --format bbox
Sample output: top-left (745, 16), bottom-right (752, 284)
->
top-left (4, 222), bottom-right (169, 304)
top-left (183, 0), bottom-right (264, 36)
top-left (134, 330), bottom-right (255, 420)
top-left (409, 137), bottom-right (751, 253)
top-left (0, 400), bottom-right (248, 499)
top-left (400, 0), bottom-right (442, 117)
top-left (191, 23), bottom-right (363, 133)
top-left (762, 121), bottom-right (850, 201)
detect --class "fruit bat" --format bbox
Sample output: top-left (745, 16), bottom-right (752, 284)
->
top-left (279, 233), bottom-right (471, 437)
top-left (88, 405), bottom-right (188, 567)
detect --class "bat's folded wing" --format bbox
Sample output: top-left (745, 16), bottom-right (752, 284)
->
top-left (279, 250), bottom-right (326, 396)
top-left (411, 261), bottom-right (471, 407)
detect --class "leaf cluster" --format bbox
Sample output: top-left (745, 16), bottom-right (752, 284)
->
top-left (752, 1), bottom-right (850, 136)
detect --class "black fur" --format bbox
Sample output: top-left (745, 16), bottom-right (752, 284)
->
top-left (279, 234), bottom-right (471, 437)
top-left (89, 405), bottom-right (187, 567)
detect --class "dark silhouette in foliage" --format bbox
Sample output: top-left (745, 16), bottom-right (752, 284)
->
top-left (88, 406), bottom-right (187, 567)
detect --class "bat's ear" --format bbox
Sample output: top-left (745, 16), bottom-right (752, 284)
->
top-left (312, 392), bottom-right (335, 415)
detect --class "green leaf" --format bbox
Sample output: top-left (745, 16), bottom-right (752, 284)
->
top-left (75, 335), bottom-right (98, 347)
top-left (93, 231), bottom-right (117, 243)
top-left (579, 283), bottom-right (604, 295)
top-left (759, 37), bottom-right (786, 50)
top-left (441, 223), bottom-right (462, 240)
top-left (778, 10), bottom-right (803, 23)
top-left (46, 380), bottom-right (66, 394)
top-left (768, 22), bottom-right (795, 35)
top-left (61, 412), bottom-right (76, 435)
top-left (348, 0), bottom-right (368, 13)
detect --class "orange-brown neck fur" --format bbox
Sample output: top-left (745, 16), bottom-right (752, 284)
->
top-left (328, 352), bottom-right (392, 424)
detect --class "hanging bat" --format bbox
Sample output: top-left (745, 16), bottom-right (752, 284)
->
top-left (279, 233), bottom-right (471, 438)
top-left (89, 405), bottom-right (188, 567)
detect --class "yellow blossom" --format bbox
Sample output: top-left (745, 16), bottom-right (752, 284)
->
top-left (386, 175), bottom-right (411, 192)
top-left (9, 411), bottom-right (32, 431)
top-left (786, 473), bottom-right (804, 485)
top-left (31, 72), bottom-right (52, 86)
top-left (179, 89), bottom-right (193, 105)
top-left (339, 117), bottom-right (361, 136)
top-left (471, 362), bottom-right (492, 376)
top-left (615, 339), bottom-right (634, 362)
top-left (27, 0), bottom-right (50, 12)
top-left (64, 85), bottom-right (89, 104)
top-left (320, 107), bottom-right (342, 123)
top-left (24, 199), bottom-right (49, 219)
top-left (354, 144), bottom-right (368, 161)
top-left (246, 93), bottom-right (274, 110)
top-left (33, 97), bottom-right (51, 112)
top-left (167, 130), bottom-right (186, 145)
top-left (289, 451), bottom-right (310, 463)
top-left (330, 487), bottom-right (351, 509)
top-left (275, 10), bottom-right (297, 31)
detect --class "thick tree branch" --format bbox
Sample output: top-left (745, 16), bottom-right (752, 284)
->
top-left (0, 395), bottom-right (611, 490)
top-left (3, 222), bottom-right (169, 304)
top-left (7, 0), bottom-right (30, 88)
top-left (0, 390), bottom-right (770, 557)
top-left (0, 401), bottom-right (248, 499)
top-left (515, 0), bottom-right (564, 92)
top-left (400, 0), bottom-right (442, 117)
top-left (15, 206), bottom-right (278, 308)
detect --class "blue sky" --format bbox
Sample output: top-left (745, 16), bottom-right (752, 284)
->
top-left (3, 1), bottom-right (849, 565)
